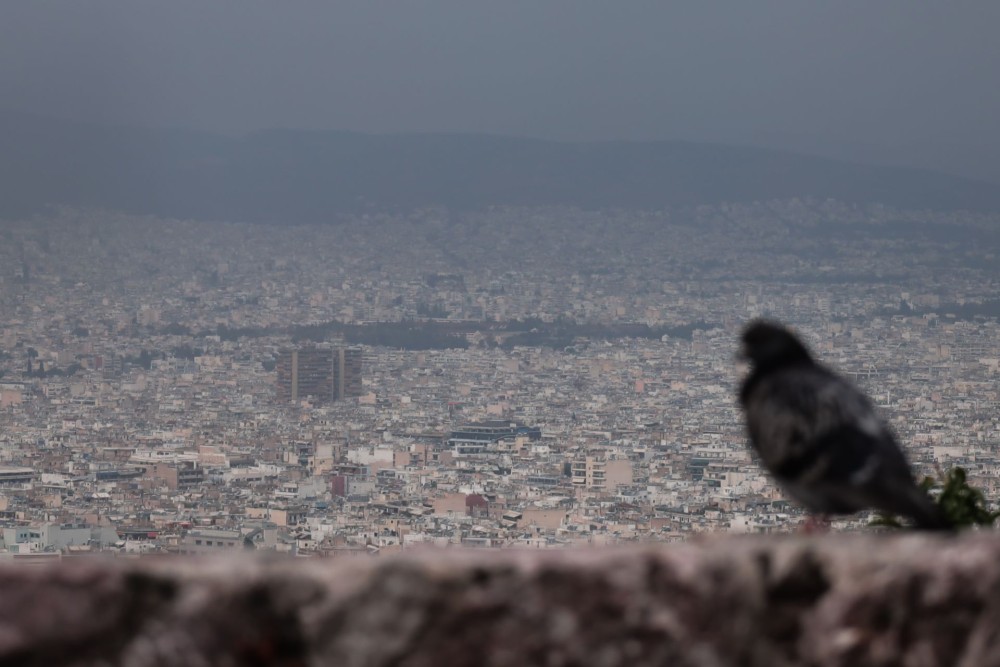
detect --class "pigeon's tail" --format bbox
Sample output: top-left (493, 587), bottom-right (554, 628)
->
top-left (900, 487), bottom-right (953, 532)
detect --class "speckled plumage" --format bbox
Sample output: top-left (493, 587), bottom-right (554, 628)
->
top-left (738, 320), bottom-right (950, 530)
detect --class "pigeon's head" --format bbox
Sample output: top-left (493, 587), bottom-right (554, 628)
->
top-left (739, 320), bottom-right (812, 369)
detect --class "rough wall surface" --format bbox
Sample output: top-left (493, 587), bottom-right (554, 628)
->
top-left (1, 534), bottom-right (999, 666)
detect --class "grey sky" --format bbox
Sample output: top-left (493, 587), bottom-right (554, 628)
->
top-left (2, 1), bottom-right (998, 182)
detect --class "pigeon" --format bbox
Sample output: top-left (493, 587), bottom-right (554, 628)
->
top-left (737, 319), bottom-right (951, 531)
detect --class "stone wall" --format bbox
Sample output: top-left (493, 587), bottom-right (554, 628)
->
top-left (2, 534), bottom-right (999, 666)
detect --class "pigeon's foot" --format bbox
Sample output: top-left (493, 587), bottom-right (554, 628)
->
top-left (800, 514), bottom-right (831, 534)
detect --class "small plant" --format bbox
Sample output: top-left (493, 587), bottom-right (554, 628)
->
top-left (870, 466), bottom-right (1000, 530)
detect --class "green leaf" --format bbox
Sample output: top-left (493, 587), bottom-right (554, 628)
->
top-left (868, 466), bottom-right (998, 530)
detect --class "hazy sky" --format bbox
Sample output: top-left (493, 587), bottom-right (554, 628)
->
top-left (2, 2), bottom-right (999, 182)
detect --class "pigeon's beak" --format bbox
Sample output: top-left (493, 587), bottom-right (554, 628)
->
top-left (735, 344), bottom-right (751, 376)
top-left (735, 344), bottom-right (749, 363)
